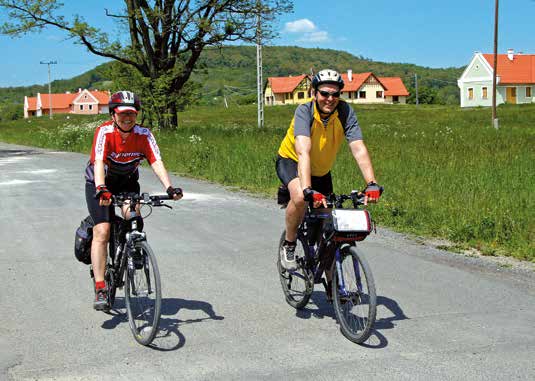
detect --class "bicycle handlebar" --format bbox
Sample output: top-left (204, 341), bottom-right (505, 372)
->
top-left (312, 190), bottom-right (366, 210)
top-left (112, 192), bottom-right (173, 208)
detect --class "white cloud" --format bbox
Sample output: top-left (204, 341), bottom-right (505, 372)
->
top-left (283, 19), bottom-right (330, 43)
top-left (284, 19), bottom-right (316, 33)
top-left (298, 31), bottom-right (330, 43)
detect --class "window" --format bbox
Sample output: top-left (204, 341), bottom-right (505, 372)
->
top-left (359, 91), bottom-right (366, 99)
top-left (482, 87), bottom-right (488, 99)
top-left (393, 96), bottom-right (399, 103)
top-left (527, 87), bottom-right (532, 98)
top-left (80, 105), bottom-right (84, 110)
top-left (468, 88), bottom-right (474, 100)
top-left (376, 91), bottom-right (383, 98)
top-left (89, 104), bottom-right (93, 110)
top-left (297, 92), bottom-right (305, 99)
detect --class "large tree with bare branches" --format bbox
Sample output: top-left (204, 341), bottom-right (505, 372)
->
top-left (0, 0), bottom-right (292, 128)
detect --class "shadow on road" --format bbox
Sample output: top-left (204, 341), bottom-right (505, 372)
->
top-left (0, 149), bottom-right (41, 158)
top-left (360, 295), bottom-right (409, 349)
top-left (292, 290), bottom-right (409, 349)
top-left (99, 296), bottom-right (224, 351)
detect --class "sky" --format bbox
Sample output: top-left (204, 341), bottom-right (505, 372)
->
top-left (0, 0), bottom-right (533, 87)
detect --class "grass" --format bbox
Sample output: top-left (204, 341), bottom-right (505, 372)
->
top-left (1, 103), bottom-right (534, 262)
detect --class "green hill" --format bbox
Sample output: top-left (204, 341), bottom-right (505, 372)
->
top-left (0, 45), bottom-right (464, 120)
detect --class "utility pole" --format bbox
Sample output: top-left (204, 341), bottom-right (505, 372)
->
top-left (40, 60), bottom-right (57, 119)
top-left (492, 0), bottom-right (499, 129)
top-left (414, 73), bottom-right (419, 106)
top-left (256, 0), bottom-right (264, 129)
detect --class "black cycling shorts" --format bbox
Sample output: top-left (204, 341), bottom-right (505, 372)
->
top-left (85, 179), bottom-right (140, 225)
top-left (275, 155), bottom-right (333, 196)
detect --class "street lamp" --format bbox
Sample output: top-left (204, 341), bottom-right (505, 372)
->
top-left (40, 60), bottom-right (57, 119)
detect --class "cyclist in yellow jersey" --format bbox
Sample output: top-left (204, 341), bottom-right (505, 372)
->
top-left (276, 69), bottom-right (383, 271)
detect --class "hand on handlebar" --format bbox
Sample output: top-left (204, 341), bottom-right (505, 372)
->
top-left (364, 181), bottom-right (384, 205)
top-left (166, 186), bottom-right (183, 201)
top-left (95, 184), bottom-right (112, 206)
top-left (303, 187), bottom-right (327, 208)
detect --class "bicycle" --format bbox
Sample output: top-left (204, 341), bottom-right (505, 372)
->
top-left (90, 192), bottom-right (174, 346)
top-left (277, 190), bottom-right (377, 344)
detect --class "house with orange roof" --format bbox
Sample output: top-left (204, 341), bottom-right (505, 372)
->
top-left (457, 50), bottom-right (535, 107)
top-left (264, 74), bottom-right (311, 105)
top-left (340, 71), bottom-right (409, 104)
top-left (264, 71), bottom-right (409, 106)
top-left (24, 89), bottom-right (111, 118)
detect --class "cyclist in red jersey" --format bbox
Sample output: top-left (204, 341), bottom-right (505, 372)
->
top-left (85, 91), bottom-right (182, 310)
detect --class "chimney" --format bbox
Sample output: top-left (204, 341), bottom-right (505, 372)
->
top-left (347, 69), bottom-right (353, 82)
top-left (507, 49), bottom-right (514, 61)
top-left (78, 88), bottom-right (82, 93)
top-left (65, 91), bottom-right (70, 94)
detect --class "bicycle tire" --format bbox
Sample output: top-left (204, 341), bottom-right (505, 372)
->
top-left (105, 265), bottom-right (116, 308)
top-left (277, 231), bottom-right (313, 309)
top-left (332, 245), bottom-right (377, 344)
top-left (125, 241), bottom-right (161, 346)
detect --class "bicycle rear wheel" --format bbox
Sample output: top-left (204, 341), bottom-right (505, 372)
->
top-left (277, 231), bottom-right (313, 309)
top-left (105, 264), bottom-right (116, 308)
top-left (332, 245), bottom-right (376, 344)
top-left (125, 241), bottom-right (161, 346)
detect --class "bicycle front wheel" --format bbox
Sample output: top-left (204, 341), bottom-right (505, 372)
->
top-left (277, 231), bottom-right (313, 309)
top-left (125, 241), bottom-right (162, 346)
top-left (332, 245), bottom-right (376, 344)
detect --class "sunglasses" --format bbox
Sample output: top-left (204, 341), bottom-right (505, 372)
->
top-left (318, 90), bottom-right (341, 98)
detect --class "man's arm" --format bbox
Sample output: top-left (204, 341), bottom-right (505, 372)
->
top-left (295, 135), bottom-right (312, 190)
top-left (348, 140), bottom-right (376, 185)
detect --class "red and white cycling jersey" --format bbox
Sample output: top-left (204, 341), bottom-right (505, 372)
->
top-left (85, 120), bottom-right (161, 183)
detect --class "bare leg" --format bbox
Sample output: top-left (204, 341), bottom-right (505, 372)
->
top-left (90, 222), bottom-right (110, 283)
top-left (285, 177), bottom-right (306, 242)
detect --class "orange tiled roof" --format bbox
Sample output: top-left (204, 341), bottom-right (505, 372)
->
top-left (40, 93), bottom-right (76, 109)
top-left (482, 53), bottom-right (535, 84)
top-left (26, 97), bottom-right (38, 111)
top-left (340, 72), bottom-right (377, 92)
top-left (91, 90), bottom-right (111, 104)
top-left (268, 74), bottom-right (308, 93)
top-left (378, 77), bottom-right (410, 96)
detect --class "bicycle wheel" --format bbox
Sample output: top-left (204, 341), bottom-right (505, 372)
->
top-left (105, 264), bottom-right (116, 308)
top-left (125, 241), bottom-right (161, 346)
top-left (332, 245), bottom-right (376, 344)
top-left (277, 231), bottom-right (313, 309)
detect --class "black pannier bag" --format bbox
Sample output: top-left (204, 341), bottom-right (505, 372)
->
top-left (74, 215), bottom-right (94, 264)
top-left (277, 185), bottom-right (290, 206)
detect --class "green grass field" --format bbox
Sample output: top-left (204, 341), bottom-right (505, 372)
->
top-left (1, 103), bottom-right (534, 261)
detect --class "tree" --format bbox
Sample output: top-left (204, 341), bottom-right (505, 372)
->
top-left (0, 0), bottom-right (292, 129)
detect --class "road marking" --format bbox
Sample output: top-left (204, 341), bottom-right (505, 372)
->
top-left (0, 179), bottom-right (39, 186)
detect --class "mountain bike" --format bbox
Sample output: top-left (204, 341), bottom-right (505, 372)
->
top-left (90, 192), bottom-right (173, 346)
top-left (277, 190), bottom-right (377, 344)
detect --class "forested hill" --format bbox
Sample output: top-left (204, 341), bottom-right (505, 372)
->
top-left (196, 45), bottom-right (463, 105)
top-left (0, 45), bottom-right (464, 120)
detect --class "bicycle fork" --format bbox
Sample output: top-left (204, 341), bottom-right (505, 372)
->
top-left (126, 232), bottom-right (152, 297)
top-left (335, 244), bottom-right (363, 298)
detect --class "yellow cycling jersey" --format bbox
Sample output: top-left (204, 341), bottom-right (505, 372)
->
top-left (277, 100), bottom-right (362, 177)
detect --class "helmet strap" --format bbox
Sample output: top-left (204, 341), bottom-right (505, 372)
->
top-left (315, 100), bottom-right (336, 118)
top-left (113, 120), bottom-right (133, 133)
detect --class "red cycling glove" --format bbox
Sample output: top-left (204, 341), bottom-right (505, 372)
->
top-left (364, 182), bottom-right (383, 201)
top-left (95, 184), bottom-right (112, 202)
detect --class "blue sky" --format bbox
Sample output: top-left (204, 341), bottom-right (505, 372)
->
top-left (0, 0), bottom-right (533, 87)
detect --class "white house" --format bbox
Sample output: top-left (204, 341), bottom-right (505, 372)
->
top-left (458, 50), bottom-right (535, 107)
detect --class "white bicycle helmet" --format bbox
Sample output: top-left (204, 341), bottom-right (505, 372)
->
top-left (312, 69), bottom-right (344, 90)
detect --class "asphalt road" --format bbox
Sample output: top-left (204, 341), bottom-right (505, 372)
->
top-left (1, 142), bottom-right (534, 381)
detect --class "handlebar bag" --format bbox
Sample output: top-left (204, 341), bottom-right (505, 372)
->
top-left (331, 209), bottom-right (372, 242)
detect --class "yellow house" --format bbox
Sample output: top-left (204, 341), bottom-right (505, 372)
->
top-left (264, 74), bottom-right (311, 105)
